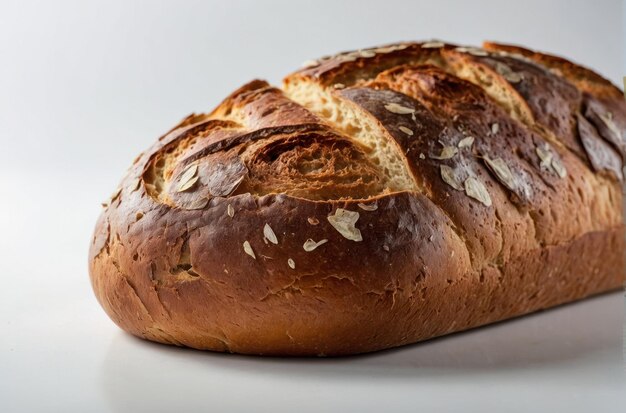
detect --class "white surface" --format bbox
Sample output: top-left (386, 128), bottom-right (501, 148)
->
top-left (1, 1), bottom-right (625, 412)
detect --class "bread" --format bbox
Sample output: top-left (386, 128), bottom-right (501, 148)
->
top-left (89, 41), bottom-right (626, 356)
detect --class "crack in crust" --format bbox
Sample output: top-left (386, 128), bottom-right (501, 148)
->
top-left (283, 41), bottom-right (624, 261)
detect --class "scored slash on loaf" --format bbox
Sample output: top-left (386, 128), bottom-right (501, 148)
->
top-left (89, 40), bottom-right (626, 356)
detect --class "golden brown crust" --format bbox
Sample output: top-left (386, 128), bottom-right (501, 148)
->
top-left (89, 41), bottom-right (626, 356)
top-left (482, 41), bottom-right (623, 100)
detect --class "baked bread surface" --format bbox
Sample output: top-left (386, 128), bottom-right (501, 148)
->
top-left (89, 41), bottom-right (626, 356)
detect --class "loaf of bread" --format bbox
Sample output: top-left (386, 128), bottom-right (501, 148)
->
top-left (89, 41), bottom-right (626, 356)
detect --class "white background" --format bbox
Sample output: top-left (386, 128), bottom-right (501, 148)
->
top-left (0, 0), bottom-right (625, 412)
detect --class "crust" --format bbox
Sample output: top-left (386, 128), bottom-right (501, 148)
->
top-left (89, 41), bottom-right (626, 356)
